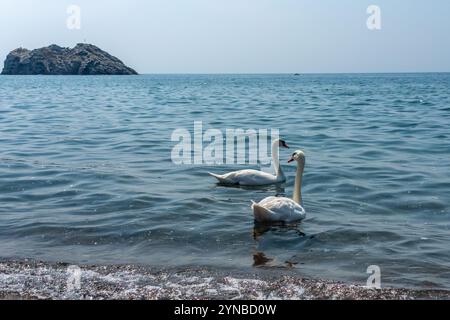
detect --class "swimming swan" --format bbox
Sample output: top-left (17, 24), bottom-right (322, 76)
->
top-left (251, 150), bottom-right (306, 223)
top-left (208, 139), bottom-right (289, 186)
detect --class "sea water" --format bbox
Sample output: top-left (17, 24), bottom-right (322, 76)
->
top-left (0, 74), bottom-right (449, 290)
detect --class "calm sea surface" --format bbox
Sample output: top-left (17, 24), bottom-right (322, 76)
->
top-left (0, 74), bottom-right (449, 290)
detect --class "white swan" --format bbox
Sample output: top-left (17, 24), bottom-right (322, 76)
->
top-left (251, 150), bottom-right (306, 223)
top-left (208, 139), bottom-right (289, 186)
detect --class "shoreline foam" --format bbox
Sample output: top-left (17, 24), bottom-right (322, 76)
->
top-left (1, 260), bottom-right (449, 300)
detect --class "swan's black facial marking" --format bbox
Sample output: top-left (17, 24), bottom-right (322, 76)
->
top-left (288, 152), bottom-right (296, 163)
top-left (288, 150), bottom-right (305, 163)
top-left (279, 140), bottom-right (289, 148)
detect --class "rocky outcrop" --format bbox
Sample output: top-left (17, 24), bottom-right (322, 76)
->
top-left (1, 44), bottom-right (138, 75)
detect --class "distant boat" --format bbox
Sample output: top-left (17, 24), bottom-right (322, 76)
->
top-left (293, 73), bottom-right (301, 76)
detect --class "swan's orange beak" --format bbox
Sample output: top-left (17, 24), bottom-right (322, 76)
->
top-left (287, 157), bottom-right (294, 163)
top-left (280, 140), bottom-right (289, 148)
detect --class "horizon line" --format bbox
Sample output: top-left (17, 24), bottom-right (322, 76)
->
top-left (136, 71), bottom-right (450, 75)
top-left (2, 71), bottom-right (449, 76)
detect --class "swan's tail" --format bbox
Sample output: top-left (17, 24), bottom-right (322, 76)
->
top-left (251, 201), bottom-right (274, 223)
top-left (208, 172), bottom-right (229, 184)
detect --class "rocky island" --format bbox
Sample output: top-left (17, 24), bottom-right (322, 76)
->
top-left (1, 43), bottom-right (138, 75)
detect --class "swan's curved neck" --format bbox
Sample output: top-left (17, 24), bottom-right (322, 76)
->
top-left (293, 159), bottom-right (304, 205)
top-left (271, 140), bottom-right (284, 178)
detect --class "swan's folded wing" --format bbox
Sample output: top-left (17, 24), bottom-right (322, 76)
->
top-left (232, 170), bottom-right (277, 185)
top-left (208, 172), bottom-right (235, 184)
top-left (258, 197), bottom-right (305, 222)
top-left (252, 203), bottom-right (276, 222)
top-left (210, 169), bottom-right (277, 185)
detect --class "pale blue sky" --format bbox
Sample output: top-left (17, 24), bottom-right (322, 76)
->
top-left (1, 0), bottom-right (449, 73)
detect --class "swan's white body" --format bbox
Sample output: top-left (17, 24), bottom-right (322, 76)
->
top-left (209, 169), bottom-right (282, 186)
top-left (252, 150), bottom-right (306, 223)
top-left (252, 197), bottom-right (305, 223)
top-left (209, 139), bottom-right (287, 186)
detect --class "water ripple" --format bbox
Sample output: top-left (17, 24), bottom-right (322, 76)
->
top-left (1, 74), bottom-right (450, 290)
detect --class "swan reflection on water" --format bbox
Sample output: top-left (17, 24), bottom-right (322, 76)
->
top-left (253, 222), bottom-right (306, 240)
top-left (252, 251), bottom-right (274, 267)
top-left (252, 222), bottom-right (306, 268)
top-left (212, 181), bottom-right (287, 195)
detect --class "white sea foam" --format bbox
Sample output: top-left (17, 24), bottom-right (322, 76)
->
top-left (1, 260), bottom-right (448, 300)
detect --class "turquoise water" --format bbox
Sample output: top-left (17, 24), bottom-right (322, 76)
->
top-left (0, 74), bottom-right (449, 290)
